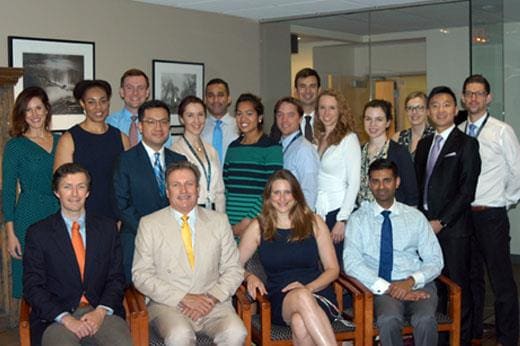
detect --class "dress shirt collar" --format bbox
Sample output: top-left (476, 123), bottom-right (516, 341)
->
top-left (61, 211), bottom-right (86, 243)
top-left (280, 130), bottom-right (300, 150)
top-left (141, 141), bottom-right (165, 165)
top-left (122, 107), bottom-right (135, 117)
top-left (171, 207), bottom-right (197, 243)
top-left (208, 112), bottom-right (234, 125)
top-left (435, 124), bottom-right (455, 141)
top-left (372, 199), bottom-right (399, 217)
top-left (468, 111), bottom-right (488, 129)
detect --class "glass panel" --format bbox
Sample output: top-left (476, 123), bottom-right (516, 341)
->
top-left (471, 0), bottom-right (504, 119)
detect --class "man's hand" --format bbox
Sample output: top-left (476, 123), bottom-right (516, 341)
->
top-left (401, 290), bottom-right (430, 301)
top-left (387, 277), bottom-right (415, 300)
top-left (62, 314), bottom-right (94, 339)
top-left (331, 221), bottom-right (346, 244)
top-left (178, 294), bottom-right (215, 321)
top-left (430, 220), bottom-right (443, 234)
top-left (80, 308), bottom-right (107, 335)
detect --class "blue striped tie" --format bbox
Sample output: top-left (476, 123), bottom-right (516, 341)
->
top-left (154, 152), bottom-right (165, 199)
top-left (378, 210), bottom-right (393, 281)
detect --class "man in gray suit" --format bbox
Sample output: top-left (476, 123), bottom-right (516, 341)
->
top-left (132, 161), bottom-right (246, 346)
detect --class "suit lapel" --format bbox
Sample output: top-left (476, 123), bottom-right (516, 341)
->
top-left (137, 143), bottom-right (164, 205)
top-left (433, 128), bottom-right (461, 172)
top-left (84, 214), bottom-right (100, 284)
top-left (51, 213), bottom-right (82, 282)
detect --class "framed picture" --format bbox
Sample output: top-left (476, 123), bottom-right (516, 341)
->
top-left (152, 59), bottom-right (204, 127)
top-left (8, 36), bottom-right (95, 130)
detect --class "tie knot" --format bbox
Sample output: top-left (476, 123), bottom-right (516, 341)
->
top-left (434, 134), bottom-right (443, 143)
top-left (154, 152), bottom-right (160, 160)
top-left (216, 119), bottom-right (222, 126)
top-left (131, 115), bottom-right (137, 122)
top-left (72, 221), bottom-right (80, 233)
top-left (305, 115), bottom-right (311, 124)
top-left (381, 210), bottom-right (391, 218)
top-left (182, 215), bottom-right (189, 223)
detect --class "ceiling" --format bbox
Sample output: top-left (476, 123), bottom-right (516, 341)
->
top-left (133, 0), bottom-right (435, 21)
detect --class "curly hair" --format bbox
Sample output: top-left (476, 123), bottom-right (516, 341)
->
top-left (10, 87), bottom-right (52, 137)
top-left (258, 170), bottom-right (316, 242)
top-left (314, 89), bottom-right (355, 148)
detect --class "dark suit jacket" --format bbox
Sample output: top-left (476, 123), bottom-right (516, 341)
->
top-left (112, 142), bottom-right (186, 235)
top-left (388, 140), bottom-right (418, 206)
top-left (415, 127), bottom-right (481, 238)
top-left (23, 212), bottom-right (125, 345)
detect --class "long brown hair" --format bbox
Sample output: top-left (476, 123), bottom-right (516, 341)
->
top-left (258, 170), bottom-right (315, 242)
top-left (10, 87), bottom-right (52, 137)
top-left (314, 89), bottom-right (355, 148)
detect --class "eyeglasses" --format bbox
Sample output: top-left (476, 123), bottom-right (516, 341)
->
top-left (405, 105), bottom-right (425, 112)
top-left (141, 119), bottom-right (170, 127)
top-left (463, 91), bottom-right (488, 98)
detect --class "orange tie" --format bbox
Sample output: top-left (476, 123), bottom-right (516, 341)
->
top-left (71, 221), bottom-right (88, 304)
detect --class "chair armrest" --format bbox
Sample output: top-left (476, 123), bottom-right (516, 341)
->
top-left (437, 274), bottom-right (461, 330)
top-left (19, 298), bottom-right (31, 346)
top-left (124, 286), bottom-right (149, 346)
top-left (235, 285), bottom-right (252, 346)
top-left (343, 275), bottom-right (375, 344)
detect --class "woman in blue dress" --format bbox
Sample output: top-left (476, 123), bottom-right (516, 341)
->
top-left (2, 87), bottom-right (60, 298)
top-left (239, 169), bottom-right (339, 345)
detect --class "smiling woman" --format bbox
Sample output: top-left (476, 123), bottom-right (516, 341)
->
top-left (53, 80), bottom-right (130, 220)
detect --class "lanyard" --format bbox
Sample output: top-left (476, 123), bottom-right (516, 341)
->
top-left (282, 132), bottom-right (302, 154)
top-left (182, 136), bottom-right (212, 193)
top-left (464, 113), bottom-right (489, 139)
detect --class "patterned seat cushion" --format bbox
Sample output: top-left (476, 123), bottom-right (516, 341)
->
top-left (149, 326), bottom-right (214, 345)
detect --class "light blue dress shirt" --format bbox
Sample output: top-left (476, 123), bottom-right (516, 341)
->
top-left (107, 107), bottom-right (172, 147)
top-left (343, 200), bottom-right (444, 295)
top-left (281, 131), bottom-right (319, 210)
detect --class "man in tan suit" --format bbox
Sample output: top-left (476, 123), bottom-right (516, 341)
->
top-left (132, 161), bottom-right (246, 346)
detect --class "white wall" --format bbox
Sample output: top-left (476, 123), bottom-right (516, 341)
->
top-left (0, 0), bottom-right (261, 111)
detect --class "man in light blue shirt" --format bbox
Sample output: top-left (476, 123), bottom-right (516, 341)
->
top-left (275, 96), bottom-right (319, 209)
top-left (107, 68), bottom-right (172, 147)
top-left (344, 159), bottom-right (444, 346)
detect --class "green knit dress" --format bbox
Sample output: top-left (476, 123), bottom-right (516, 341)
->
top-left (2, 134), bottom-right (60, 298)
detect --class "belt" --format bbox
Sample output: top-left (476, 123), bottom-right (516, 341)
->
top-left (471, 205), bottom-right (506, 212)
top-left (198, 203), bottom-right (216, 210)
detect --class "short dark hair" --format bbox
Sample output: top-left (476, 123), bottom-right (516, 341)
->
top-left (206, 78), bottom-right (230, 96)
top-left (120, 68), bottom-right (149, 88)
top-left (178, 95), bottom-right (206, 118)
top-left (235, 93), bottom-right (264, 129)
top-left (368, 158), bottom-right (398, 178)
top-left (462, 74), bottom-right (490, 94)
top-left (73, 79), bottom-right (112, 101)
top-left (137, 100), bottom-right (171, 122)
top-left (294, 68), bottom-right (321, 89)
top-left (363, 99), bottom-right (393, 121)
top-left (52, 163), bottom-right (91, 192)
top-left (427, 86), bottom-right (457, 107)
top-left (165, 161), bottom-right (201, 188)
top-left (274, 96), bottom-right (304, 118)
top-left (10, 87), bottom-right (52, 137)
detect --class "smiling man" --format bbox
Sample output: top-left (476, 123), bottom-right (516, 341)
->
top-left (344, 159), bottom-right (443, 346)
top-left (415, 86), bottom-right (481, 345)
top-left (459, 74), bottom-right (520, 346)
top-left (274, 96), bottom-right (319, 209)
top-left (112, 100), bottom-right (186, 283)
top-left (24, 163), bottom-right (131, 346)
top-left (132, 161), bottom-right (246, 346)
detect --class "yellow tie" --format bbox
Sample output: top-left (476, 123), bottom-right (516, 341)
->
top-left (181, 215), bottom-right (195, 269)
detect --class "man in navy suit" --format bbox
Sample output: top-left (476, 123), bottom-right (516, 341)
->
top-left (415, 86), bottom-right (481, 346)
top-left (113, 99), bottom-right (186, 283)
top-left (23, 163), bottom-right (131, 346)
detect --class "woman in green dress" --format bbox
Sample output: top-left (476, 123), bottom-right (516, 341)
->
top-left (2, 87), bottom-right (60, 298)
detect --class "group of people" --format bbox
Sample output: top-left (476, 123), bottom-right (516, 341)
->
top-left (2, 66), bottom-right (519, 346)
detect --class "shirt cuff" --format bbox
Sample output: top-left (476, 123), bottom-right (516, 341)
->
top-left (55, 312), bottom-right (70, 324)
top-left (411, 272), bottom-right (425, 289)
top-left (97, 305), bottom-right (114, 315)
top-left (370, 278), bottom-right (391, 295)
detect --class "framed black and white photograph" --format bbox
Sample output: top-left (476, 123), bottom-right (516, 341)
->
top-left (8, 36), bottom-right (95, 130)
top-left (152, 59), bottom-right (204, 126)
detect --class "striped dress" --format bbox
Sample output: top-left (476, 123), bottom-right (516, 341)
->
top-left (223, 134), bottom-right (283, 225)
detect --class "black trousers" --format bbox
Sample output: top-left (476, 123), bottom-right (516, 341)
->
top-left (470, 207), bottom-right (519, 346)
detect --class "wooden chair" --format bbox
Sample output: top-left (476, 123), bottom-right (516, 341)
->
top-left (236, 253), bottom-right (364, 345)
top-left (19, 286), bottom-right (148, 346)
top-left (132, 288), bottom-right (252, 346)
top-left (347, 274), bottom-right (461, 345)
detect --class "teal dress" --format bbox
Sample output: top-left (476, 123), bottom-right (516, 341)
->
top-left (2, 134), bottom-right (60, 298)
